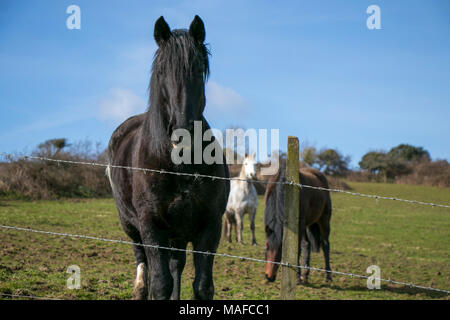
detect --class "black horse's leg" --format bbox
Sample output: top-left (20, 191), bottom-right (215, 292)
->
top-left (169, 240), bottom-right (187, 300)
top-left (131, 244), bottom-right (148, 299)
top-left (117, 213), bottom-right (148, 300)
top-left (300, 234), bottom-right (311, 284)
top-left (140, 225), bottom-right (173, 300)
top-left (192, 221), bottom-right (221, 300)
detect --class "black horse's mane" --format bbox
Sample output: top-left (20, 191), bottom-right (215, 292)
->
top-left (264, 163), bottom-right (286, 250)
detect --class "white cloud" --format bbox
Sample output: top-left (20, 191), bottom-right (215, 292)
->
top-left (206, 81), bottom-right (246, 113)
top-left (97, 82), bottom-right (245, 123)
top-left (98, 88), bottom-right (146, 122)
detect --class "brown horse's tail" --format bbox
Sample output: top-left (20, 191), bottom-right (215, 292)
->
top-left (306, 223), bottom-right (322, 253)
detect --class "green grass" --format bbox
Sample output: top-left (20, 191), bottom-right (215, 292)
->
top-left (0, 182), bottom-right (449, 300)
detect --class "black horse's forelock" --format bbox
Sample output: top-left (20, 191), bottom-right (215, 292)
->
top-left (152, 29), bottom-right (210, 82)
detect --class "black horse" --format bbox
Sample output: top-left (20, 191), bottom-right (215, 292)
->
top-left (107, 16), bottom-right (229, 300)
top-left (264, 165), bottom-right (332, 284)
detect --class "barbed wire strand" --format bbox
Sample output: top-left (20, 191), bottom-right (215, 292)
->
top-left (1, 153), bottom-right (449, 209)
top-left (1, 224), bottom-right (448, 295)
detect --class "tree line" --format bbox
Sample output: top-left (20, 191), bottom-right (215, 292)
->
top-left (0, 138), bottom-right (448, 200)
top-left (298, 143), bottom-right (448, 187)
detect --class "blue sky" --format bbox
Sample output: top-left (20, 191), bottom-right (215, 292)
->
top-left (0, 0), bottom-right (449, 168)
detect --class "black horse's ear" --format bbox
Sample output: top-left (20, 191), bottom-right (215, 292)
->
top-left (154, 16), bottom-right (171, 46)
top-left (189, 15), bottom-right (205, 44)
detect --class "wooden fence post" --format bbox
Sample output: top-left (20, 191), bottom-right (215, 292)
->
top-left (281, 136), bottom-right (300, 300)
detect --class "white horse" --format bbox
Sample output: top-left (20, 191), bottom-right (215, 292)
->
top-left (224, 154), bottom-right (258, 245)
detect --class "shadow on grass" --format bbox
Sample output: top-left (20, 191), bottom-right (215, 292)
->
top-left (0, 200), bottom-right (11, 207)
top-left (302, 282), bottom-right (448, 299)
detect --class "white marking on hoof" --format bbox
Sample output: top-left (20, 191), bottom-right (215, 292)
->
top-left (132, 262), bottom-right (147, 300)
top-left (135, 263), bottom-right (146, 288)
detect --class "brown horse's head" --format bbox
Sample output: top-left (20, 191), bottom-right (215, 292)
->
top-left (265, 239), bottom-right (282, 282)
top-left (263, 169), bottom-right (283, 282)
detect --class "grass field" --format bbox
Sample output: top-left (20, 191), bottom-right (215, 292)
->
top-left (0, 182), bottom-right (449, 300)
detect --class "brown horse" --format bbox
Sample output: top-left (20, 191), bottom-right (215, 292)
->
top-left (264, 164), bottom-right (332, 284)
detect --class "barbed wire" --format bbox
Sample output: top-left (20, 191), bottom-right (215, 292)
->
top-left (1, 152), bottom-right (449, 209)
top-left (1, 224), bottom-right (448, 295)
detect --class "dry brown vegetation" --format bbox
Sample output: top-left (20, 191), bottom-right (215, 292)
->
top-left (0, 140), bottom-right (111, 200)
top-left (347, 160), bottom-right (450, 188)
top-left (394, 160), bottom-right (450, 188)
top-left (0, 157), bottom-right (111, 200)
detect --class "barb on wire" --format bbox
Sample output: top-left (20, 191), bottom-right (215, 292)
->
top-left (1, 224), bottom-right (448, 295)
top-left (1, 152), bottom-right (449, 209)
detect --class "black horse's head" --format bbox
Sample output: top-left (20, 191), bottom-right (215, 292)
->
top-left (150, 15), bottom-right (209, 135)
